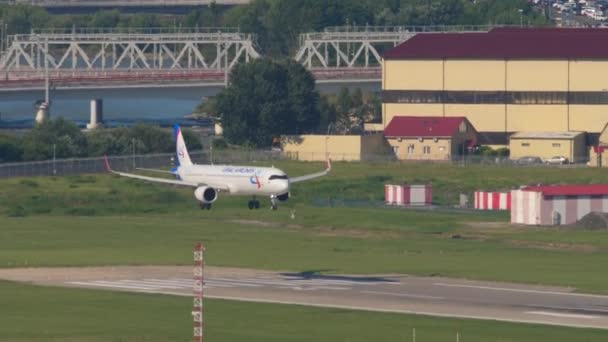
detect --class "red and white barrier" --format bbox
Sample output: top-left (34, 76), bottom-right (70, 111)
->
top-left (474, 191), bottom-right (511, 210)
top-left (385, 184), bottom-right (432, 206)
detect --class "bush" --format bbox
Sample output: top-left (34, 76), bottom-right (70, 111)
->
top-left (64, 207), bottom-right (97, 216)
top-left (212, 138), bottom-right (228, 149)
top-left (18, 179), bottom-right (39, 188)
top-left (8, 205), bottom-right (27, 217)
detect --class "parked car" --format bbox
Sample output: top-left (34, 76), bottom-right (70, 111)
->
top-left (545, 156), bottom-right (569, 165)
top-left (516, 156), bottom-right (543, 165)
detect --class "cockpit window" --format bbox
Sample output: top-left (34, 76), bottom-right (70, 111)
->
top-left (269, 175), bottom-right (288, 180)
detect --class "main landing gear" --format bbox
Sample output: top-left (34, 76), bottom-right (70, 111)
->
top-left (199, 202), bottom-right (212, 210)
top-left (248, 197), bottom-right (261, 210)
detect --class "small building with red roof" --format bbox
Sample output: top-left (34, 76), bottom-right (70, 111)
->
top-left (383, 116), bottom-right (477, 161)
top-left (382, 27), bottom-right (608, 149)
top-left (511, 184), bottom-right (608, 225)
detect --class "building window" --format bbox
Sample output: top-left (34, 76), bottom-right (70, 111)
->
top-left (423, 146), bottom-right (431, 155)
top-left (407, 144), bottom-right (415, 155)
top-left (521, 143), bottom-right (530, 147)
top-left (552, 143), bottom-right (561, 147)
top-left (392, 146), bottom-right (399, 156)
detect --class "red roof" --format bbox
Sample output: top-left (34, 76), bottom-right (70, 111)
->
top-left (523, 184), bottom-right (608, 196)
top-left (384, 116), bottom-right (468, 138)
top-left (384, 28), bottom-right (608, 60)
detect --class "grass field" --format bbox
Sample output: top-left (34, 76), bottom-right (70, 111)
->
top-left (2, 162), bottom-right (608, 340)
top-left (1, 163), bottom-right (608, 292)
top-left (2, 214), bottom-right (608, 293)
top-left (1, 281), bottom-right (606, 342)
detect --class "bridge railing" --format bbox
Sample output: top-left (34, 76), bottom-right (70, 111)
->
top-left (29, 26), bottom-right (241, 35)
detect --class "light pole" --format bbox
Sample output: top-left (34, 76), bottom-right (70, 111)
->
top-left (131, 138), bottom-right (135, 169)
top-left (326, 122), bottom-right (334, 160)
top-left (52, 143), bottom-right (56, 175)
top-left (518, 9), bottom-right (524, 27)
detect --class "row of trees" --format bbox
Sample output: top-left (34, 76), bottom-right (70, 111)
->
top-left (0, 119), bottom-right (202, 163)
top-left (1, 0), bottom-right (548, 55)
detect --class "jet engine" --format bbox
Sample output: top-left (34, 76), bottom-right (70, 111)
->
top-left (277, 192), bottom-right (289, 202)
top-left (194, 186), bottom-right (218, 203)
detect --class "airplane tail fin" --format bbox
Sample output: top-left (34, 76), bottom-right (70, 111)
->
top-left (174, 124), bottom-right (193, 167)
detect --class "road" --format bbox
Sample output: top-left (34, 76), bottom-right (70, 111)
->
top-left (1, 266), bottom-right (607, 330)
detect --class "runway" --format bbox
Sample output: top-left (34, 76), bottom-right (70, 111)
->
top-left (1, 266), bottom-right (607, 330)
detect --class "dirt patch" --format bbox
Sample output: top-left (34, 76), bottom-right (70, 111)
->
top-left (448, 234), bottom-right (489, 241)
top-left (230, 219), bottom-right (281, 228)
top-left (230, 219), bottom-right (303, 230)
top-left (315, 227), bottom-right (401, 240)
top-left (507, 240), bottom-right (600, 253)
top-left (464, 221), bottom-right (514, 230)
top-left (569, 212), bottom-right (608, 230)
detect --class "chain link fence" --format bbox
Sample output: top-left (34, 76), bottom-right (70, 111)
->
top-left (0, 150), bottom-right (592, 179)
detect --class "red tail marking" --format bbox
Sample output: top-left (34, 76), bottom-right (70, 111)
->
top-left (104, 155), bottom-right (111, 173)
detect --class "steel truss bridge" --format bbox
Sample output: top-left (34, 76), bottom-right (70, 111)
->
top-left (0, 26), bottom-right (495, 90)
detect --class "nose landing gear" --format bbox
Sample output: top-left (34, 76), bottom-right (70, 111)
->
top-left (270, 195), bottom-right (278, 210)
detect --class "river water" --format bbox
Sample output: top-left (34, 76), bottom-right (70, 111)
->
top-left (0, 82), bottom-right (380, 128)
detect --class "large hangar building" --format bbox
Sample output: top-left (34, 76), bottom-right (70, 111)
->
top-left (382, 28), bottom-right (608, 147)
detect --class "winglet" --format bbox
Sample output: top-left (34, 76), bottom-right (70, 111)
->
top-left (104, 155), bottom-right (112, 173)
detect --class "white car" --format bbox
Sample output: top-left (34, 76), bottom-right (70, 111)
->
top-left (545, 156), bottom-right (569, 165)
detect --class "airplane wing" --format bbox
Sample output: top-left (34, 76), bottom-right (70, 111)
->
top-left (289, 160), bottom-right (331, 184)
top-left (104, 155), bottom-right (199, 187)
top-left (136, 167), bottom-right (176, 174)
top-left (105, 155), bottom-right (230, 192)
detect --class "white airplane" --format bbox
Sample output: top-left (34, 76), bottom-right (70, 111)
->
top-left (104, 125), bottom-right (331, 210)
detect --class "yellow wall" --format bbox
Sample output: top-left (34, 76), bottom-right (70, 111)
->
top-left (568, 105), bottom-right (608, 133)
top-left (384, 104), bottom-right (444, 130)
top-left (281, 135), bottom-right (361, 161)
top-left (507, 105), bottom-right (569, 132)
top-left (387, 137), bottom-right (452, 161)
top-left (506, 61), bottom-right (569, 91)
top-left (281, 134), bottom-right (391, 162)
top-left (384, 60), bottom-right (443, 90)
top-left (444, 104), bottom-right (506, 132)
top-left (364, 123), bottom-right (384, 132)
top-left (569, 61), bottom-right (608, 91)
top-left (444, 60), bottom-right (505, 91)
top-left (510, 135), bottom-right (586, 162)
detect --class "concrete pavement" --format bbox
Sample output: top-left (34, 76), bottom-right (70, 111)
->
top-left (1, 266), bottom-right (607, 330)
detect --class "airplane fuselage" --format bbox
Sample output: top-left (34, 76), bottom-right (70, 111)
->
top-left (177, 164), bottom-right (290, 197)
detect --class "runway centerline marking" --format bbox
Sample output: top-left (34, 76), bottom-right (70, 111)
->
top-left (361, 290), bottom-right (443, 300)
top-left (526, 311), bottom-right (598, 319)
top-left (433, 283), bottom-right (608, 299)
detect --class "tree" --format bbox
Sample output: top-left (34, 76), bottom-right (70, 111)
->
top-left (0, 133), bottom-right (23, 163)
top-left (22, 118), bottom-right (87, 161)
top-left (216, 58), bottom-right (321, 147)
